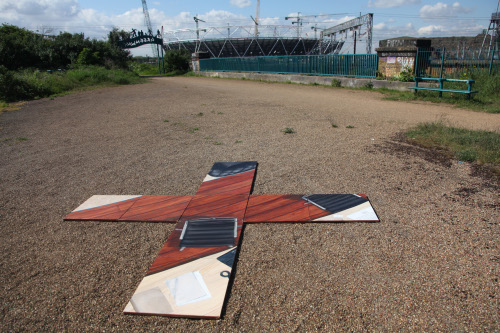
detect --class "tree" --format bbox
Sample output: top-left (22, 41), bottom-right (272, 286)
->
top-left (164, 49), bottom-right (191, 72)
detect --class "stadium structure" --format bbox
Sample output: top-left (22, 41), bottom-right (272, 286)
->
top-left (162, 24), bottom-right (345, 58)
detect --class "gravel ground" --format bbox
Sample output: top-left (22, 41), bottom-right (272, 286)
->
top-left (0, 77), bottom-right (499, 332)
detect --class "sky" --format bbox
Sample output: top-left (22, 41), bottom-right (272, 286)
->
top-left (0, 0), bottom-right (498, 56)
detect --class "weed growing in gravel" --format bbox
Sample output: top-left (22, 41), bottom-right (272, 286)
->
top-left (214, 141), bottom-right (223, 145)
top-left (164, 119), bottom-right (169, 122)
top-left (235, 140), bottom-right (243, 143)
top-left (331, 79), bottom-right (341, 87)
top-left (281, 127), bottom-right (295, 134)
top-left (363, 81), bottom-right (374, 89)
top-left (16, 137), bottom-right (29, 141)
top-left (406, 122), bottom-right (500, 171)
top-left (217, 111), bottom-right (224, 115)
top-left (188, 128), bottom-right (199, 133)
top-left (331, 123), bottom-right (338, 128)
top-left (196, 112), bottom-right (204, 117)
top-left (346, 125), bottom-right (355, 129)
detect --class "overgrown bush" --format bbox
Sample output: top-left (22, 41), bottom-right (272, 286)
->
top-left (394, 66), bottom-right (414, 82)
top-left (164, 49), bottom-right (191, 72)
top-left (0, 66), bottom-right (142, 102)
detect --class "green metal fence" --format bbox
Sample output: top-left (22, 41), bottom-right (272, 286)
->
top-left (199, 54), bottom-right (378, 78)
top-left (415, 47), bottom-right (499, 79)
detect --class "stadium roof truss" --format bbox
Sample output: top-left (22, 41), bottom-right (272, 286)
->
top-left (163, 24), bottom-right (344, 58)
top-left (321, 13), bottom-right (373, 54)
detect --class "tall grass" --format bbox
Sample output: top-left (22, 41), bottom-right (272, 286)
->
top-left (0, 66), bottom-right (143, 102)
top-left (406, 122), bottom-right (500, 171)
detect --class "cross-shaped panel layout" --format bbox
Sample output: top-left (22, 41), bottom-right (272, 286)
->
top-left (65, 161), bottom-right (379, 319)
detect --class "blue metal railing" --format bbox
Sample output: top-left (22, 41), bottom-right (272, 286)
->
top-left (199, 54), bottom-right (378, 78)
top-left (415, 47), bottom-right (499, 78)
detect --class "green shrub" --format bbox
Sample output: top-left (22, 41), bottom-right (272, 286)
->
top-left (165, 49), bottom-right (191, 72)
top-left (394, 66), bottom-right (414, 82)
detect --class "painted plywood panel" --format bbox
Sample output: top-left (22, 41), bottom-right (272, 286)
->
top-left (64, 195), bottom-right (142, 221)
top-left (124, 247), bottom-right (237, 318)
top-left (306, 194), bottom-right (379, 222)
top-left (180, 194), bottom-right (250, 222)
top-left (119, 195), bottom-right (192, 222)
top-left (244, 195), bottom-right (309, 222)
top-left (196, 161), bottom-right (257, 196)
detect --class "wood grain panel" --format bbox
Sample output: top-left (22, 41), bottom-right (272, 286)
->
top-left (195, 170), bottom-right (255, 196)
top-left (64, 196), bottom-right (141, 221)
top-left (119, 195), bottom-right (192, 222)
top-left (146, 220), bottom-right (243, 275)
top-left (308, 204), bottom-right (330, 220)
top-left (244, 195), bottom-right (309, 222)
top-left (180, 194), bottom-right (250, 222)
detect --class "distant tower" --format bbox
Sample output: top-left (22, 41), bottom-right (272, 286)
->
top-left (480, 1), bottom-right (500, 58)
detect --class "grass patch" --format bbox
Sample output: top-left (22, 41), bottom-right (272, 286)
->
top-left (406, 122), bottom-right (500, 172)
top-left (379, 72), bottom-right (500, 113)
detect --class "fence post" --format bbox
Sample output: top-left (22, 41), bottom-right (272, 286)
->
top-left (414, 48), bottom-right (420, 77)
top-left (439, 47), bottom-right (445, 79)
top-left (489, 46), bottom-right (495, 75)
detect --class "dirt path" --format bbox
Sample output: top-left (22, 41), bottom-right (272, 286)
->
top-left (0, 77), bottom-right (499, 331)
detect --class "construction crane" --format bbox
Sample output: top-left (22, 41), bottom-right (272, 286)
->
top-left (141, 0), bottom-right (159, 58)
top-left (285, 13), bottom-right (350, 38)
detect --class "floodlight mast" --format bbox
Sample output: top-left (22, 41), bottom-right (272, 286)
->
top-left (479, 0), bottom-right (500, 58)
top-left (255, 0), bottom-right (260, 37)
top-left (194, 15), bottom-right (206, 40)
top-left (141, 0), bottom-right (159, 58)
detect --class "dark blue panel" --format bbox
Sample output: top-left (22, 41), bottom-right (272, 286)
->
top-left (208, 161), bottom-right (257, 178)
top-left (304, 194), bottom-right (368, 215)
top-left (180, 217), bottom-right (236, 248)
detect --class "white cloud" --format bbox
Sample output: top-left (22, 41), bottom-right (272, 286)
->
top-left (417, 24), bottom-right (446, 35)
top-left (420, 2), bottom-right (471, 18)
top-left (230, 0), bottom-right (252, 8)
top-left (368, 0), bottom-right (420, 8)
top-left (0, 0), bottom-right (80, 20)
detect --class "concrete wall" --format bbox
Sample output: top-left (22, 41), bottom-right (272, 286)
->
top-left (194, 71), bottom-right (420, 91)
